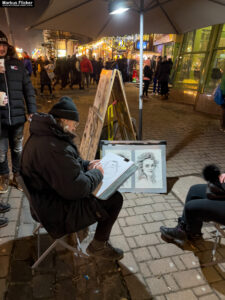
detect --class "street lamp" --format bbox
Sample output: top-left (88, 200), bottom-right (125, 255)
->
top-left (108, 0), bottom-right (130, 14)
top-left (108, 0), bottom-right (144, 140)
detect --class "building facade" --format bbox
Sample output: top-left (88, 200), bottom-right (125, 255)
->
top-left (171, 24), bottom-right (225, 115)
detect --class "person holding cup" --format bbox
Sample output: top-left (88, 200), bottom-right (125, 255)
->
top-left (0, 30), bottom-right (36, 200)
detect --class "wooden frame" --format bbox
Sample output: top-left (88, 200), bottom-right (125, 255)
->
top-left (101, 140), bottom-right (167, 194)
top-left (80, 69), bottom-right (136, 160)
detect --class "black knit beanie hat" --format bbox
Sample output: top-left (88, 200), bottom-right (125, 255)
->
top-left (49, 96), bottom-right (79, 121)
top-left (0, 31), bottom-right (8, 45)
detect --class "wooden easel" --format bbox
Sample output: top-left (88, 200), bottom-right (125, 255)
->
top-left (80, 69), bottom-right (136, 160)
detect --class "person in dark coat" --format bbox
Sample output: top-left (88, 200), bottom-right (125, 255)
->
top-left (96, 57), bottom-right (103, 83)
top-left (90, 56), bottom-right (98, 85)
top-left (143, 62), bottom-right (153, 99)
top-left (160, 165), bottom-right (225, 246)
top-left (40, 63), bottom-right (53, 97)
top-left (152, 56), bottom-right (162, 94)
top-left (20, 96), bottom-right (124, 261)
top-left (23, 51), bottom-right (33, 76)
top-left (0, 30), bottom-right (36, 196)
top-left (158, 56), bottom-right (171, 100)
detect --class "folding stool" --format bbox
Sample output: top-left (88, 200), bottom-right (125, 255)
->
top-left (18, 175), bottom-right (85, 270)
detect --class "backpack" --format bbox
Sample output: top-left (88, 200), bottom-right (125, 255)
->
top-left (213, 85), bottom-right (225, 105)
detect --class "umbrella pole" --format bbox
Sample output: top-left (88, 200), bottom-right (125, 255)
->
top-left (138, 0), bottom-right (144, 140)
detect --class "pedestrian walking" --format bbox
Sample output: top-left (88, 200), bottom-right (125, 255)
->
top-left (23, 51), bottom-right (33, 76)
top-left (40, 63), bottom-right (53, 97)
top-left (31, 59), bottom-right (37, 77)
top-left (80, 55), bottom-right (93, 89)
top-left (96, 57), bottom-right (103, 83)
top-left (90, 56), bottom-right (98, 85)
top-left (60, 57), bottom-right (70, 89)
top-left (158, 56), bottom-right (171, 100)
top-left (69, 56), bottom-right (82, 90)
top-left (152, 56), bottom-right (162, 95)
top-left (0, 30), bottom-right (36, 195)
top-left (143, 61), bottom-right (153, 99)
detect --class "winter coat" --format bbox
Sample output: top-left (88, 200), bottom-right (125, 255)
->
top-left (143, 65), bottom-right (153, 81)
top-left (158, 61), bottom-right (171, 82)
top-left (23, 58), bottom-right (33, 76)
top-left (40, 69), bottom-right (51, 85)
top-left (20, 113), bottom-right (107, 238)
top-left (80, 58), bottom-right (93, 73)
top-left (0, 56), bottom-right (36, 126)
top-left (154, 61), bottom-right (162, 79)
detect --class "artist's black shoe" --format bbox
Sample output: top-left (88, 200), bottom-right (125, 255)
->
top-left (86, 241), bottom-right (124, 261)
top-left (0, 217), bottom-right (8, 228)
top-left (0, 202), bottom-right (11, 213)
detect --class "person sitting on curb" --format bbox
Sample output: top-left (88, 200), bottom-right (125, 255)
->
top-left (160, 164), bottom-right (225, 245)
top-left (20, 96), bottom-right (124, 261)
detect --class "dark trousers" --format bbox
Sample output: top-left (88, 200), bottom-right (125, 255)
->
top-left (143, 80), bottom-right (150, 96)
top-left (94, 191), bottom-right (123, 241)
top-left (181, 184), bottom-right (225, 234)
top-left (0, 124), bottom-right (24, 174)
top-left (160, 81), bottom-right (169, 95)
top-left (61, 74), bottom-right (68, 89)
top-left (81, 72), bottom-right (90, 88)
top-left (41, 84), bottom-right (52, 94)
top-left (153, 77), bottom-right (160, 93)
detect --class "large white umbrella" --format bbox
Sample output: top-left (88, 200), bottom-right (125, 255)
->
top-left (29, 0), bottom-right (225, 139)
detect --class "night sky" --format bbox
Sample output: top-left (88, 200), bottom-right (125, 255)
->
top-left (0, 0), bottom-right (50, 54)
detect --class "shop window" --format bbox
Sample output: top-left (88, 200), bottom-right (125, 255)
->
top-left (218, 24), bottom-right (225, 48)
top-left (182, 32), bottom-right (194, 52)
top-left (204, 49), bottom-right (225, 93)
top-left (174, 53), bottom-right (205, 90)
top-left (181, 27), bottom-right (212, 53)
top-left (193, 26), bottom-right (212, 52)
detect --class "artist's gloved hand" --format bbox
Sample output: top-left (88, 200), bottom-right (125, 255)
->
top-left (206, 182), bottom-right (225, 200)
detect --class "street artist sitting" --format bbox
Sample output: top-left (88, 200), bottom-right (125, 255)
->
top-left (20, 96), bottom-right (124, 261)
top-left (160, 164), bottom-right (225, 245)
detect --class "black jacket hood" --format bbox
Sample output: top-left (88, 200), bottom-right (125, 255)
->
top-left (30, 113), bottom-right (76, 143)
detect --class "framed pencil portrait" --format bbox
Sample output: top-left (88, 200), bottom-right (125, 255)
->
top-left (100, 140), bottom-right (167, 194)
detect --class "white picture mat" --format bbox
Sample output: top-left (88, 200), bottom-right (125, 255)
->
top-left (102, 143), bottom-right (167, 193)
top-left (95, 152), bottom-right (134, 197)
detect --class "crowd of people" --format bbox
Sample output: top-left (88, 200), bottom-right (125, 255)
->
top-left (143, 55), bottom-right (173, 100)
top-left (15, 48), bottom-right (174, 102)
top-left (24, 54), bottom-right (136, 97)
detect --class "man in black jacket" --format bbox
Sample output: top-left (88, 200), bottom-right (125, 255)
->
top-left (0, 31), bottom-right (36, 194)
top-left (21, 96), bottom-right (124, 261)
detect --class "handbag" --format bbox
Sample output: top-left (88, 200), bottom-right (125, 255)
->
top-left (213, 84), bottom-right (225, 105)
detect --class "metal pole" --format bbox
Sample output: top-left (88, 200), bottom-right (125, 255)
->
top-left (4, 8), bottom-right (15, 46)
top-left (138, 0), bottom-right (144, 140)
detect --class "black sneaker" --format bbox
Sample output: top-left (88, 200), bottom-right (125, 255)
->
top-left (0, 217), bottom-right (8, 228)
top-left (86, 241), bottom-right (124, 261)
top-left (0, 202), bottom-right (11, 213)
top-left (160, 225), bottom-right (187, 245)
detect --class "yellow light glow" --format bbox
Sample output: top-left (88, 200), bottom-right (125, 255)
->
top-left (16, 47), bottom-right (23, 53)
top-left (57, 49), bottom-right (67, 57)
